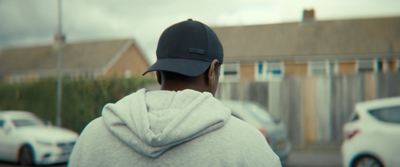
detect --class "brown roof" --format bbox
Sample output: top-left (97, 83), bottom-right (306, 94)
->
top-left (0, 39), bottom-right (145, 76)
top-left (212, 16), bottom-right (400, 62)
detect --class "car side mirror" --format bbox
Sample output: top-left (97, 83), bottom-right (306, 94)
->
top-left (274, 118), bottom-right (281, 124)
top-left (3, 124), bottom-right (12, 134)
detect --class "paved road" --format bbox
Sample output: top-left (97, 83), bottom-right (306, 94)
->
top-left (0, 150), bottom-right (341, 167)
top-left (283, 150), bottom-right (342, 167)
top-left (0, 162), bottom-right (65, 167)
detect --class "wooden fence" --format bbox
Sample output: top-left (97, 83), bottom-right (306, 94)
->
top-left (216, 72), bottom-right (400, 145)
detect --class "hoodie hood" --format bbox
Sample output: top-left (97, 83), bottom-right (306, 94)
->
top-left (102, 88), bottom-right (231, 158)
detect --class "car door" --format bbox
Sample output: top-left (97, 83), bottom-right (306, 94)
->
top-left (369, 105), bottom-right (400, 165)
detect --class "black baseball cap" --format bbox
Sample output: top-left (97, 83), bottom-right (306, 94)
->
top-left (142, 19), bottom-right (223, 77)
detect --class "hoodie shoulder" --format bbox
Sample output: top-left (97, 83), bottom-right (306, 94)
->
top-left (69, 117), bottom-right (138, 166)
top-left (68, 117), bottom-right (105, 166)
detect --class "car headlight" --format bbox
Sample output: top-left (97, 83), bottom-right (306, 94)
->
top-left (36, 140), bottom-right (53, 146)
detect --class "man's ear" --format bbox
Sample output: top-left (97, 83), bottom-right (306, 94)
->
top-left (156, 71), bottom-right (162, 85)
top-left (207, 59), bottom-right (219, 85)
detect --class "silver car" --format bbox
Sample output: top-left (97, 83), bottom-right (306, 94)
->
top-left (220, 100), bottom-right (291, 160)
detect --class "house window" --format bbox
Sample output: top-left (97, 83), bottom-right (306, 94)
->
top-left (221, 62), bottom-right (239, 81)
top-left (13, 74), bottom-right (23, 83)
top-left (333, 61), bottom-right (339, 75)
top-left (124, 70), bottom-right (131, 78)
top-left (85, 71), bottom-right (94, 80)
top-left (357, 59), bottom-right (375, 73)
top-left (258, 62), bottom-right (263, 75)
top-left (397, 59), bottom-right (400, 71)
top-left (308, 61), bottom-right (332, 76)
top-left (380, 59), bottom-right (388, 72)
top-left (267, 61), bottom-right (282, 75)
top-left (255, 61), bottom-right (284, 81)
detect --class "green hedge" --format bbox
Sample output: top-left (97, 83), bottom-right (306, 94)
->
top-left (0, 77), bottom-right (156, 133)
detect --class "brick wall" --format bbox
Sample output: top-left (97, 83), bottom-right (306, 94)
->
top-left (106, 45), bottom-right (150, 77)
top-left (284, 63), bottom-right (308, 77)
top-left (338, 62), bottom-right (356, 75)
top-left (240, 63), bottom-right (255, 81)
top-left (388, 59), bottom-right (398, 72)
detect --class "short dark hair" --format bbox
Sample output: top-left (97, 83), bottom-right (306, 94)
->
top-left (160, 64), bottom-right (220, 83)
top-left (160, 71), bottom-right (197, 82)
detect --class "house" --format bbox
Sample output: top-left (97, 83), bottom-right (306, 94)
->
top-left (212, 9), bottom-right (400, 82)
top-left (0, 38), bottom-right (151, 82)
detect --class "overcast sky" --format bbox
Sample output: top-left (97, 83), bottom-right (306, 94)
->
top-left (1, 0), bottom-right (400, 63)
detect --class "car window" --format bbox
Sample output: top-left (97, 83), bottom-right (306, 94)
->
top-left (369, 106), bottom-right (400, 124)
top-left (349, 112), bottom-right (359, 122)
top-left (12, 119), bottom-right (45, 127)
top-left (242, 102), bottom-right (276, 124)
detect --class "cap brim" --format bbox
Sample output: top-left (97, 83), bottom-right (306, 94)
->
top-left (142, 58), bottom-right (211, 77)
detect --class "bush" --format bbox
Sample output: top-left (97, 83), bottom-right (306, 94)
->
top-left (0, 77), bottom-right (156, 133)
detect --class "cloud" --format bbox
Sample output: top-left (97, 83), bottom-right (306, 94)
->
top-left (216, 3), bottom-right (283, 26)
top-left (0, 0), bottom-right (59, 49)
top-left (1, 0), bottom-right (400, 62)
top-left (0, 0), bottom-right (57, 35)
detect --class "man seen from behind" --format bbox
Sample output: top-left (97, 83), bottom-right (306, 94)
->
top-left (68, 19), bottom-right (281, 167)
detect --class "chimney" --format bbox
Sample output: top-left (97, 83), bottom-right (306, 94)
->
top-left (302, 9), bottom-right (315, 24)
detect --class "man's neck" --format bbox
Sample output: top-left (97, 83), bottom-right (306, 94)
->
top-left (161, 81), bottom-right (207, 93)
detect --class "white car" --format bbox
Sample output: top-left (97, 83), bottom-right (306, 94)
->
top-left (220, 100), bottom-right (292, 160)
top-left (0, 111), bottom-right (78, 166)
top-left (341, 96), bottom-right (400, 167)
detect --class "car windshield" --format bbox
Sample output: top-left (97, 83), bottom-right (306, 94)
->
top-left (12, 118), bottom-right (45, 127)
top-left (242, 102), bottom-right (277, 124)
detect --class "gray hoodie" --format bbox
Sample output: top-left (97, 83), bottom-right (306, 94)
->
top-left (68, 89), bottom-right (281, 167)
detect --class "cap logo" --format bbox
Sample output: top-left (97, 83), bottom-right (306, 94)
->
top-left (189, 48), bottom-right (204, 55)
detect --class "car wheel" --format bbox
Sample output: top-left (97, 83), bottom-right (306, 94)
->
top-left (352, 156), bottom-right (383, 167)
top-left (19, 145), bottom-right (34, 166)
